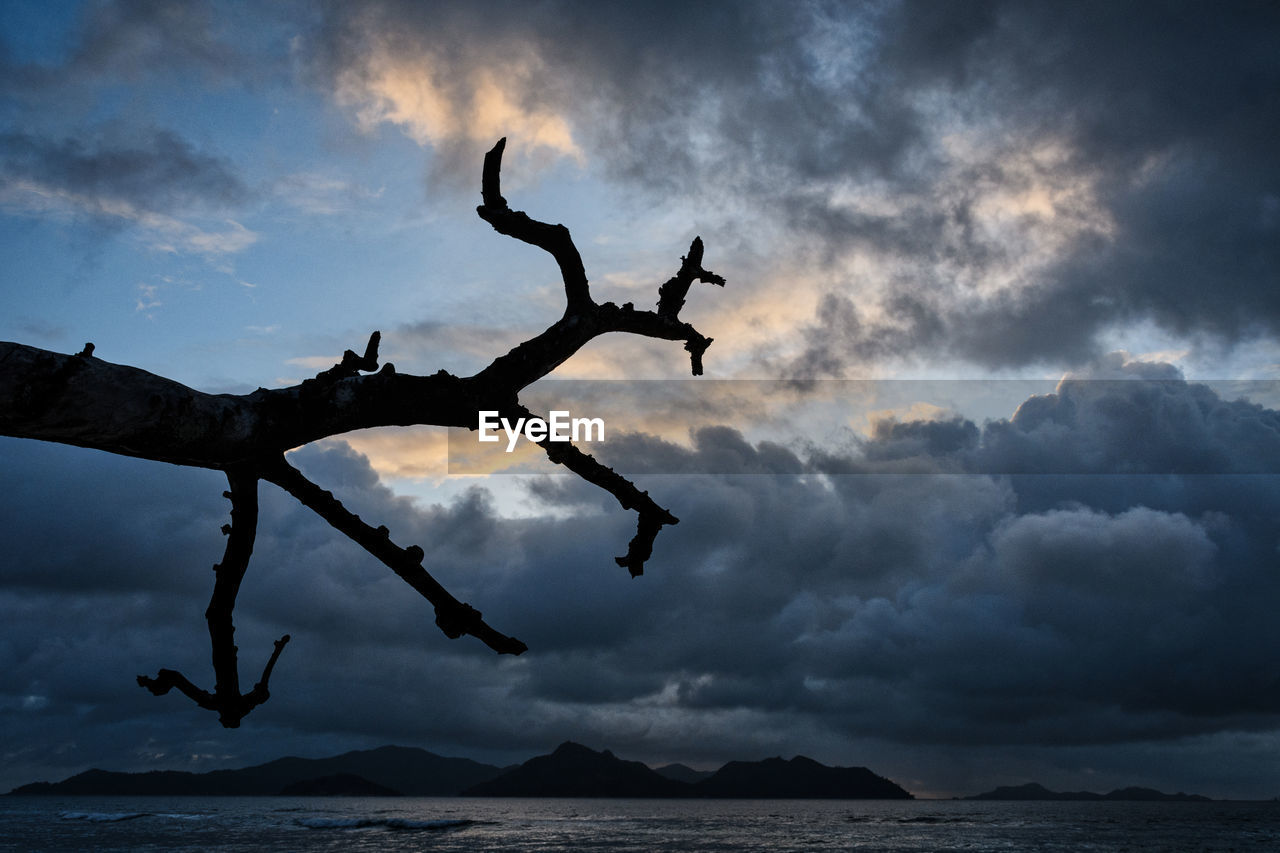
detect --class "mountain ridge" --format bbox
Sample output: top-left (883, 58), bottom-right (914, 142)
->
top-left (9, 741), bottom-right (911, 799)
top-left (462, 742), bottom-right (913, 799)
top-left (967, 781), bottom-right (1211, 802)
top-left (462, 741), bottom-right (688, 798)
top-left (7, 745), bottom-right (504, 797)
top-left (693, 754), bottom-right (912, 799)
top-left (7, 742), bottom-right (1214, 801)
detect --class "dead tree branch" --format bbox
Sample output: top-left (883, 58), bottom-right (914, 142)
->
top-left (261, 455), bottom-right (526, 654)
top-left (0, 137), bottom-right (723, 725)
top-left (137, 468), bottom-right (290, 727)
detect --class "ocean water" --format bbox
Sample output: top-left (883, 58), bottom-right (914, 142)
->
top-left (2, 796), bottom-right (1278, 852)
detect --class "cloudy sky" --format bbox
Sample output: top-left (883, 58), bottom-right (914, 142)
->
top-left (2, 0), bottom-right (1280, 799)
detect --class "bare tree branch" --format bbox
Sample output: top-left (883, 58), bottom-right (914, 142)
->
top-left (658, 236), bottom-right (726, 319)
top-left (137, 469), bottom-right (291, 726)
top-left (477, 137), bottom-right (591, 314)
top-left (0, 137), bottom-right (723, 725)
top-left (261, 455), bottom-right (526, 655)
top-left (494, 401), bottom-right (678, 577)
top-left (472, 138), bottom-right (723, 386)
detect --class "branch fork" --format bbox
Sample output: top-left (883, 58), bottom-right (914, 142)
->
top-left (138, 469), bottom-right (290, 727)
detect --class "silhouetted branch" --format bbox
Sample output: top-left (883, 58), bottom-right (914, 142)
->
top-left (312, 330), bottom-right (382, 383)
top-left (498, 402), bottom-right (678, 577)
top-left (471, 138), bottom-right (722, 384)
top-left (1, 136), bottom-right (723, 725)
top-left (261, 456), bottom-right (527, 655)
top-left (138, 468), bottom-right (291, 726)
top-left (658, 237), bottom-right (726, 318)
top-left (477, 137), bottom-right (592, 314)
top-left (136, 668), bottom-right (215, 710)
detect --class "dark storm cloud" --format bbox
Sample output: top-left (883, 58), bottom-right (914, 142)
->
top-left (303, 0), bottom-right (923, 191)
top-left (860, 375), bottom-right (1280, 477)
top-left (0, 130), bottom-right (250, 214)
top-left (0, 438), bottom-right (530, 788)
top-left (950, 152), bottom-right (1280, 367)
top-left (0, 439), bottom-right (226, 595)
top-left (5, 365), bottom-right (1280, 793)
top-left (505, 367), bottom-right (1280, 752)
top-left (307, 0), bottom-right (1280, 369)
top-left (0, 440), bottom-right (264, 789)
top-left (776, 1), bottom-right (1280, 370)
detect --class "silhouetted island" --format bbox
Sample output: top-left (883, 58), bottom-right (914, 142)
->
top-left (462, 742), bottom-right (687, 798)
top-left (277, 773), bottom-right (403, 797)
top-left (694, 754), bottom-right (911, 799)
top-left (9, 741), bottom-right (913, 799)
top-left (463, 742), bottom-right (913, 799)
top-left (654, 762), bottom-right (714, 784)
top-left (7, 745), bottom-right (505, 797)
top-left (968, 782), bottom-right (1210, 802)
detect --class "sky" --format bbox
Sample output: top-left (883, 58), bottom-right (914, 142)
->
top-left (1, 0), bottom-right (1280, 799)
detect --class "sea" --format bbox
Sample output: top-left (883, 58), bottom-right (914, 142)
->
top-left (2, 796), bottom-right (1279, 852)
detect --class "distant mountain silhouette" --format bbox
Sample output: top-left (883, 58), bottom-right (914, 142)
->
top-left (1103, 786), bottom-right (1211, 802)
top-left (463, 742), bottom-right (912, 799)
top-left (9, 741), bottom-right (912, 799)
top-left (462, 742), bottom-right (687, 797)
top-left (654, 763), bottom-right (713, 784)
top-left (968, 782), bottom-right (1210, 802)
top-left (969, 782), bottom-right (1098, 801)
top-left (8, 745), bottom-right (503, 796)
top-left (694, 755), bottom-right (912, 799)
top-left (277, 773), bottom-right (402, 796)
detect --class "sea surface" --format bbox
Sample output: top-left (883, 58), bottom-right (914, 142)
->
top-left (2, 796), bottom-right (1278, 852)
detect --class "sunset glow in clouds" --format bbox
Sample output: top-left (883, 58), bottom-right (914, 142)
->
top-left (2, 1), bottom-right (1280, 799)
